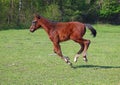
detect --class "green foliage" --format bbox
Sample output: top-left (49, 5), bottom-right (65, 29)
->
top-left (100, 0), bottom-right (120, 17)
top-left (99, 0), bottom-right (120, 24)
top-left (43, 4), bottom-right (61, 20)
top-left (0, 0), bottom-right (120, 30)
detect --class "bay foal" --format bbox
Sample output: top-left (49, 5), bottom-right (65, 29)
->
top-left (30, 15), bottom-right (97, 66)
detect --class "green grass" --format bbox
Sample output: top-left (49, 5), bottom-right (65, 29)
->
top-left (0, 24), bottom-right (120, 85)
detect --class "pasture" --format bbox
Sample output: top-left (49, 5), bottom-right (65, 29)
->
top-left (0, 24), bottom-right (120, 85)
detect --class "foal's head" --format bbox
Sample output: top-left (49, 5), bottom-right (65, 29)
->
top-left (30, 15), bottom-right (41, 32)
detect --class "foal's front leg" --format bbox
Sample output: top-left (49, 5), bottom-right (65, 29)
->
top-left (53, 42), bottom-right (72, 65)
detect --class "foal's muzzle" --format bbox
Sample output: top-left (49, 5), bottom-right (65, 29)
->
top-left (30, 28), bottom-right (35, 32)
top-left (30, 26), bottom-right (35, 32)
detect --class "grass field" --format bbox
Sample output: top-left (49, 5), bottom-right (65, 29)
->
top-left (0, 24), bottom-right (120, 85)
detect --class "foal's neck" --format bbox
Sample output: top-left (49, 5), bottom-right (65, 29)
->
top-left (39, 17), bottom-right (56, 35)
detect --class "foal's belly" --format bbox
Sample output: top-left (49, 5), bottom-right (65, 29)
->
top-left (59, 33), bottom-right (70, 42)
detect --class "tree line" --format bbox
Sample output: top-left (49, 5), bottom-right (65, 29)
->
top-left (0, 0), bottom-right (120, 29)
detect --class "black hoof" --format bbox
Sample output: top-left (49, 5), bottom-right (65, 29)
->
top-left (64, 56), bottom-right (73, 66)
top-left (67, 62), bottom-right (73, 67)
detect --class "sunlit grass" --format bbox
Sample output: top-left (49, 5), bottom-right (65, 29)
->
top-left (0, 24), bottom-right (120, 85)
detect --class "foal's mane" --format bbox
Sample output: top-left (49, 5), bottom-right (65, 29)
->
top-left (38, 15), bottom-right (58, 30)
top-left (39, 15), bottom-right (58, 24)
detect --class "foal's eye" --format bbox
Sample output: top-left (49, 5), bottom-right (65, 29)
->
top-left (32, 20), bottom-right (37, 25)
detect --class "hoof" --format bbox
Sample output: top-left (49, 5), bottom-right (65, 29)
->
top-left (64, 56), bottom-right (70, 62)
top-left (67, 61), bottom-right (73, 67)
top-left (83, 58), bottom-right (88, 62)
top-left (64, 57), bottom-right (72, 66)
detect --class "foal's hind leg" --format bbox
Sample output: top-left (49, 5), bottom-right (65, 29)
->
top-left (74, 43), bottom-right (84, 62)
top-left (82, 39), bottom-right (91, 62)
top-left (73, 39), bottom-right (90, 62)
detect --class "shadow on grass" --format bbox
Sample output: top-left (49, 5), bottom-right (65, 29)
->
top-left (71, 65), bottom-right (120, 69)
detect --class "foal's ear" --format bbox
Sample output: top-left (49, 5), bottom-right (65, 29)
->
top-left (36, 15), bottom-right (41, 19)
top-left (34, 14), bottom-right (41, 19)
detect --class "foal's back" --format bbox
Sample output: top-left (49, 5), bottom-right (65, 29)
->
top-left (54, 21), bottom-right (86, 41)
top-left (55, 21), bottom-right (85, 32)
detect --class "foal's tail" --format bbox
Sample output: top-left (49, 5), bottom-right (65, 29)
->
top-left (85, 24), bottom-right (97, 37)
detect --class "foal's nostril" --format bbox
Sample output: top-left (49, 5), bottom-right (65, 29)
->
top-left (30, 28), bottom-right (34, 32)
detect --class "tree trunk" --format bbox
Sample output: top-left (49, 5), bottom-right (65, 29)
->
top-left (17, 0), bottom-right (22, 26)
top-left (58, 0), bottom-right (64, 21)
